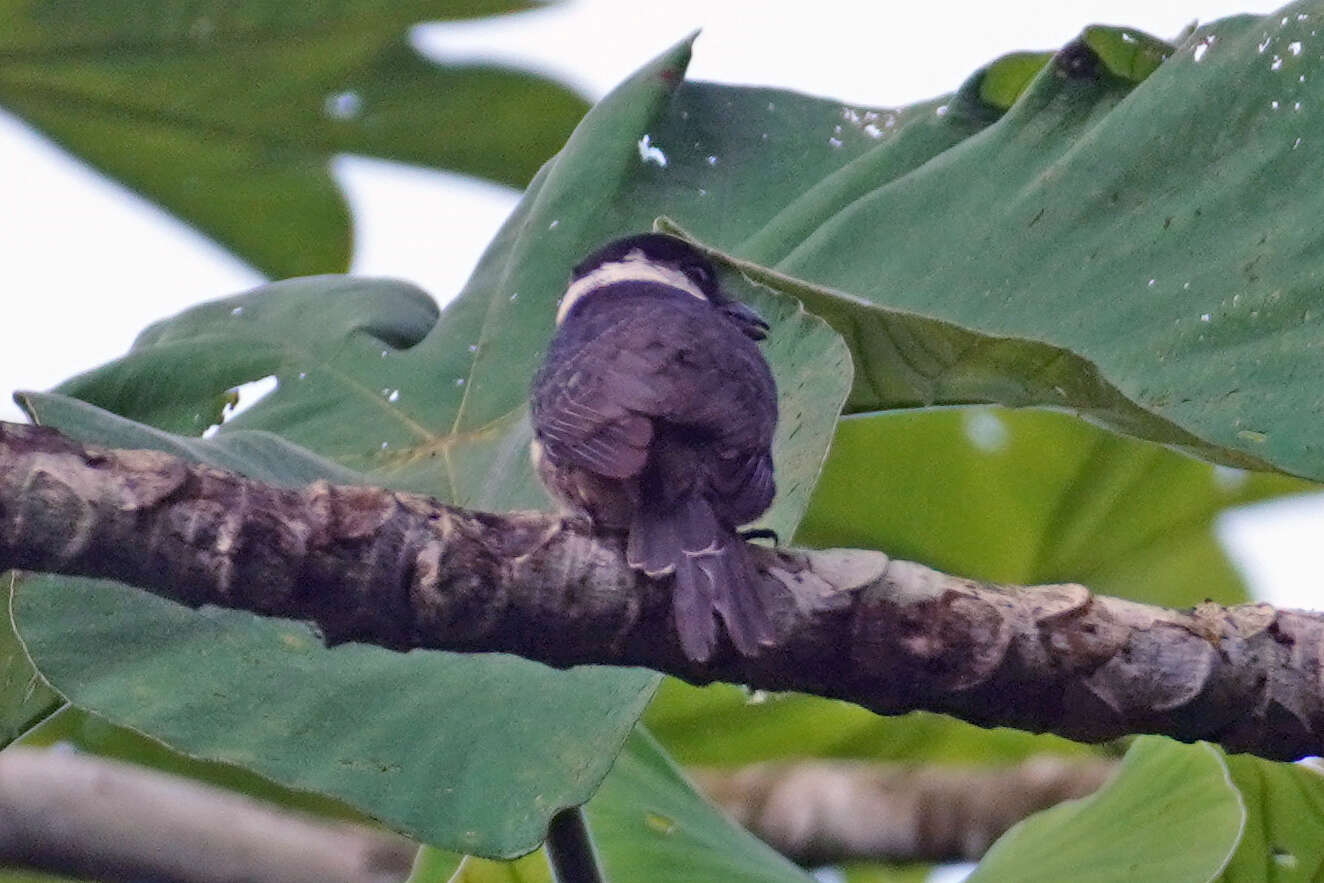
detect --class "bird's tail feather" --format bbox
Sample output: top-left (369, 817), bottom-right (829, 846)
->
top-left (628, 495), bottom-right (775, 661)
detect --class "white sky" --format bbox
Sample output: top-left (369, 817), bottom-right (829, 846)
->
top-left (1, 0), bottom-right (1320, 610)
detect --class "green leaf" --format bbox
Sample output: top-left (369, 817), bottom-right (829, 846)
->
top-left (972, 741), bottom-right (1324, 882)
top-left (0, 0), bottom-right (589, 277)
top-left (1218, 754), bottom-right (1324, 880)
top-left (406, 4), bottom-right (1324, 482)
top-left (51, 274), bottom-right (441, 445)
top-left (408, 848), bottom-right (467, 883)
top-left (796, 407), bottom-right (1307, 608)
top-left (645, 678), bottom-right (1090, 769)
top-left (1084, 25), bottom-right (1175, 83)
top-left (424, 52), bottom-right (990, 443)
top-left (0, 575), bottom-right (60, 748)
top-left (416, 852), bottom-right (551, 883)
top-left (968, 738), bottom-right (1243, 883)
top-left (762, 8), bottom-right (1324, 480)
top-left (672, 238), bottom-right (1246, 473)
top-left (14, 387), bottom-right (659, 858)
top-left (584, 729), bottom-right (813, 883)
top-left (418, 729), bottom-right (819, 882)
top-left (841, 863), bottom-right (934, 883)
top-left (14, 393), bottom-right (368, 487)
top-left (977, 52), bottom-right (1054, 110)
top-left (0, 870), bottom-right (84, 883)
top-left (18, 705), bottom-right (375, 824)
top-left (14, 568), bottom-right (653, 857)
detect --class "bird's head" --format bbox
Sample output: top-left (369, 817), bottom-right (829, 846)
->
top-left (555, 233), bottom-right (770, 340)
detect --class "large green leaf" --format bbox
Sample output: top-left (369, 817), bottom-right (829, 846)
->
top-left (763, 6), bottom-right (1324, 480)
top-left (798, 408), bottom-right (1307, 608)
top-left (641, 44), bottom-right (1317, 782)
top-left (408, 1), bottom-right (1324, 482)
top-left (0, 0), bottom-right (588, 277)
top-left (968, 738), bottom-right (1244, 883)
top-left (15, 2), bottom-right (1324, 478)
top-left (13, 566), bottom-right (653, 857)
top-left (437, 59), bottom-right (989, 438)
top-left (15, 334), bottom-right (658, 859)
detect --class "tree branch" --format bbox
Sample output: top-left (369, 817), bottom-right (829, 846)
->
top-left (2, 421), bottom-right (1322, 760)
top-left (693, 756), bottom-right (1117, 865)
top-left (0, 745), bottom-right (415, 883)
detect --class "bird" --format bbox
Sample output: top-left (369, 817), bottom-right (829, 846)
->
top-left (529, 233), bottom-right (779, 662)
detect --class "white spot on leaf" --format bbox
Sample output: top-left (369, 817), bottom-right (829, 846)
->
top-left (637, 134), bottom-right (668, 167)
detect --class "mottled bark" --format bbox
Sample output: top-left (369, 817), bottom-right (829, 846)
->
top-left (693, 756), bottom-right (1117, 865)
top-left (2, 421), bottom-right (1323, 760)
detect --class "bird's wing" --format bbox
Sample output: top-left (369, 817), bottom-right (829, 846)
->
top-left (532, 304), bottom-right (664, 480)
top-left (532, 294), bottom-right (776, 506)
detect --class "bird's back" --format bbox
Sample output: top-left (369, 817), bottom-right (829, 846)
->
top-left (530, 248), bottom-right (779, 661)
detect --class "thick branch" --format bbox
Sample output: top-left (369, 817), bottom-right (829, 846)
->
top-left (2, 422), bottom-right (1323, 760)
top-left (693, 756), bottom-right (1117, 865)
top-left (0, 746), bottom-right (414, 883)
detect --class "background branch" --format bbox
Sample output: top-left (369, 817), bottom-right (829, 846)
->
top-left (694, 756), bottom-right (1117, 866)
top-left (3, 421), bottom-right (1322, 761)
top-left (0, 746), bottom-right (415, 883)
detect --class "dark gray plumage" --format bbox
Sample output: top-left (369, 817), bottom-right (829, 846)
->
top-left (530, 234), bottom-right (778, 661)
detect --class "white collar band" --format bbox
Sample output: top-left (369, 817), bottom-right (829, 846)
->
top-left (556, 250), bottom-right (708, 325)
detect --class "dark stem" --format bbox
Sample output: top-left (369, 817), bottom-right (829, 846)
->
top-left (545, 807), bottom-right (604, 883)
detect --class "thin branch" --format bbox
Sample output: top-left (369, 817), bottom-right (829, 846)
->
top-left (0, 745), bottom-right (415, 883)
top-left (2, 421), bottom-right (1323, 761)
top-left (692, 756), bottom-right (1118, 865)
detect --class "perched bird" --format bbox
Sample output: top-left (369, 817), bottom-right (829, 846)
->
top-left (530, 233), bottom-right (779, 662)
